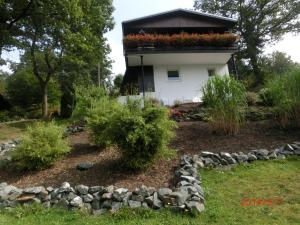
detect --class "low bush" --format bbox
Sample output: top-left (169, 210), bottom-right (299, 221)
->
top-left (264, 69), bottom-right (300, 128)
top-left (202, 75), bottom-right (247, 135)
top-left (246, 92), bottom-right (258, 106)
top-left (87, 98), bottom-right (177, 170)
top-left (12, 122), bottom-right (70, 170)
top-left (258, 88), bottom-right (274, 106)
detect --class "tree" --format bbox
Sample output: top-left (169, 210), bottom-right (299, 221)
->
top-left (17, 0), bottom-right (114, 119)
top-left (0, 0), bottom-right (33, 64)
top-left (194, 0), bottom-right (300, 86)
top-left (259, 51), bottom-right (300, 77)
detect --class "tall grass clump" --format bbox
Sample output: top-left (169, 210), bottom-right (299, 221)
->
top-left (12, 122), bottom-right (70, 170)
top-left (264, 69), bottom-right (300, 128)
top-left (202, 75), bottom-right (247, 135)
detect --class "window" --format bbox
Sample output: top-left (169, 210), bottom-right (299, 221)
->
top-left (208, 69), bottom-right (216, 77)
top-left (167, 70), bottom-right (180, 81)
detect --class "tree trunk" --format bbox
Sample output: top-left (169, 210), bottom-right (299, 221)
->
top-left (249, 54), bottom-right (262, 87)
top-left (41, 83), bottom-right (48, 119)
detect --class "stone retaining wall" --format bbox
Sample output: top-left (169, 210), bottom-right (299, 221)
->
top-left (0, 141), bottom-right (299, 215)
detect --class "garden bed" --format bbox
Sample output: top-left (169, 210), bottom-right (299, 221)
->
top-left (0, 120), bottom-right (299, 190)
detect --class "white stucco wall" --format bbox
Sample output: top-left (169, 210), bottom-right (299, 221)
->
top-left (152, 64), bottom-right (229, 105)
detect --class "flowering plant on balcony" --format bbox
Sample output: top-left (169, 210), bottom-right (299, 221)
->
top-left (123, 33), bottom-right (238, 49)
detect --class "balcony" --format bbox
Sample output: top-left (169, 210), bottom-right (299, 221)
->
top-left (123, 33), bottom-right (239, 54)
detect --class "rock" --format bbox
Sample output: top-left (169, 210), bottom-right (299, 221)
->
top-left (82, 194), bottom-right (93, 203)
top-left (16, 194), bottom-right (36, 202)
top-left (180, 176), bottom-right (198, 184)
top-left (220, 152), bottom-right (232, 159)
top-left (158, 188), bottom-right (172, 198)
top-left (91, 199), bottom-right (100, 210)
top-left (57, 199), bottom-right (69, 208)
top-left (146, 192), bottom-right (162, 209)
top-left (268, 151), bottom-right (277, 159)
top-left (131, 194), bottom-right (144, 202)
top-left (247, 153), bottom-right (257, 161)
top-left (66, 192), bottom-right (77, 202)
top-left (128, 200), bottom-right (142, 208)
top-left (169, 191), bottom-right (189, 206)
top-left (200, 151), bottom-right (215, 157)
top-left (180, 155), bottom-right (192, 166)
top-left (111, 201), bottom-right (123, 211)
top-left (70, 196), bottom-right (83, 208)
top-left (102, 192), bottom-right (113, 200)
top-left (61, 182), bottom-right (71, 189)
top-left (113, 188), bottom-right (128, 202)
top-left (203, 157), bottom-right (215, 166)
top-left (236, 154), bottom-right (248, 163)
top-left (185, 201), bottom-right (205, 214)
top-left (46, 187), bottom-right (54, 192)
top-left (23, 186), bottom-right (46, 194)
top-left (231, 153), bottom-right (239, 159)
top-left (76, 163), bottom-right (94, 171)
top-left (75, 185), bottom-right (89, 195)
top-left (226, 157), bottom-right (237, 165)
top-left (255, 149), bottom-right (269, 156)
top-left (175, 168), bottom-right (192, 177)
top-left (134, 185), bottom-right (155, 197)
top-left (177, 181), bottom-right (191, 187)
top-left (89, 186), bottom-right (105, 194)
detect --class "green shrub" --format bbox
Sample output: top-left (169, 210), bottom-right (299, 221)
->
top-left (12, 122), bottom-right (70, 170)
top-left (246, 92), bottom-right (258, 106)
top-left (202, 75), bottom-right (247, 135)
top-left (265, 69), bottom-right (300, 128)
top-left (88, 98), bottom-right (177, 170)
top-left (258, 88), bottom-right (274, 106)
top-left (72, 85), bottom-right (107, 120)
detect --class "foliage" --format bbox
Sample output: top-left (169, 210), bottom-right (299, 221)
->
top-left (264, 69), bottom-right (300, 128)
top-left (124, 33), bottom-right (238, 49)
top-left (194, 0), bottom-right (300, 86)
top-left (258, 88), bottom-right (274, 106)
top-left (246, 92), bottom-right (258, 106)
top-left (0, 158), bottom-right (299, 225)
top-left (12, 122), bottom-right (70, 170)
top-left (87, 98), bottom-right (177, 170)
top-left (2, 0), bottom-right (115, 118)
top-left (72, 85), bottom-right (108, 121)
top-left (6, 67), bottom-right (60, 109)
top-left (259, 51), bottom-right (300, 82)
top-left (202, 75), bottom-right (247, 135)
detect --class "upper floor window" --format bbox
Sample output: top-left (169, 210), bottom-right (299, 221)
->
top-left (168, 70), bottom-right (180, 81)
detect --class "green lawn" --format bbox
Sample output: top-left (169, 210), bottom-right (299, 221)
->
top-left (0, 119), bottom-right (70, 142)
top-left (0, 157), bottom-right (299, 225)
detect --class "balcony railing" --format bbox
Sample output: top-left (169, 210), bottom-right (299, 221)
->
top-left (123, 33), bottom-right (239, 50)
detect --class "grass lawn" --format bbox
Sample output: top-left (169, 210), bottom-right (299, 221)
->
top-left (0, 119), bottom-right (71, 142)
top-left (0, 157), bottom-right (299, 225)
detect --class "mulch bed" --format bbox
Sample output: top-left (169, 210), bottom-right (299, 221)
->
top-left (1, 120), bottom-right (300, 190)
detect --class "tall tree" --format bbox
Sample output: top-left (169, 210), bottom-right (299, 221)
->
top-left (0, 0), bottom-right (33, 64)
top-left (194, 0), bottom-right (300, 85)
top-left (17, 0), bottom-right (114, 118)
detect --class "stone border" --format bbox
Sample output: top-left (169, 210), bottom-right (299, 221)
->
top-left (0, 141), bottom-right (299, 215)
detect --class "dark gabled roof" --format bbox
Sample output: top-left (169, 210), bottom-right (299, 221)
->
top-left (122, 8), bottom-right (237, 26)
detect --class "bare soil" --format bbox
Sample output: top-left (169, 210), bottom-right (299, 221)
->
top-left (0, 120), bottom-right (299, 190)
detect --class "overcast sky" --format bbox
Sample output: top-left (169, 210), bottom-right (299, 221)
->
top-left (1, 0), bottom-right (300, 75)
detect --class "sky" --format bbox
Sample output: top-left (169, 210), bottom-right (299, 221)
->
top-left (1, 0), bottom-right (300, 76)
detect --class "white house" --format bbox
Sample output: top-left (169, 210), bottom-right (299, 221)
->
top-left (120, 9), bottom-right (238, 105)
